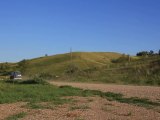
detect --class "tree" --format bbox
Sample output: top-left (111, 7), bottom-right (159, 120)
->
top-left (159, 50), bottom-right (160, 55)
top-left (136, 51), bottom-right (149, 56)
top-left (149, 50), bottom-right (154, 55)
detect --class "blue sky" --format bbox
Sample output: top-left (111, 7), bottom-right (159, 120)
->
top-left (0, 0), bottom-right (160, 62)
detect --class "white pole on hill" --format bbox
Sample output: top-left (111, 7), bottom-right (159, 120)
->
top-left (70, 47), bottom-right (73, 64)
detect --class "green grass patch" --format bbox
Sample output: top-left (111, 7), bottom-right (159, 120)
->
top-left (5, 112), bottom-right (26, 120)
top-left (0, 81), bottom-right (82, 104)
top-left (0, 81), bottom-right (159, 109)
top-left (25, 102), bottom-right (46, 109)
top-left (82, 89), bottom-right (160, 108)
top-left (24, 102), bottom-right (56, 110)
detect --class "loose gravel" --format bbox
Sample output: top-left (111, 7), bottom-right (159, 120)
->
top-left (0, 97), bottom-right (160, 120)
top-left (50, 81), bottom-right (160, 101)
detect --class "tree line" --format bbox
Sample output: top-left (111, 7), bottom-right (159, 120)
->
top-left (136, 50), bottom-right (160, 56)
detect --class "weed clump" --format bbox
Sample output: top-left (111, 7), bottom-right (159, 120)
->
top-left (22, 75), bottom-right (47, 84)
top-left (6, 112), bottom-right (26, 120)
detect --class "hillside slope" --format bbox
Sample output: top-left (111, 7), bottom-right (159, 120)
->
top-left (1, 52), bottom-right (160, 86)
top-left (24, 52), bottom-right (121, 75)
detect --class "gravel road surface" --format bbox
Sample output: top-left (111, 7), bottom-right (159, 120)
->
top-left (50, 81), bottom-right (160, 101)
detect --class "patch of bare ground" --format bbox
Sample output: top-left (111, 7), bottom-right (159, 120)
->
top-left (0, 102), bottom-right (27, 120)
top-left (50, 81), bottom-right (160, 102)
top-left (0, 97), bottom-right (160, 120)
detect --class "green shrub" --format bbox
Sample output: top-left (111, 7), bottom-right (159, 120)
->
top-left (38, 72), bottom-right (55, 80)
top-left (111, 54), bottom-right (130, 63)
top-left (28, 75), bottom-right (47, 84)
top-left (65, 64), bottom-right (80, 74)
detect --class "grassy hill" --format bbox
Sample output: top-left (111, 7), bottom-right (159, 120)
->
top-left (0, 52), bottom-right (160, 86)
top-left (21, 52), bottom-right (121, 75)
top-left (0, 52), bottom-right (121, 76)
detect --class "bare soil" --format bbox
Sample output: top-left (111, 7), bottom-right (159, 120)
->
top-left (50, 81), bottom-right (160, 101)
top-left (0, 97), bottom-right (160, 120)
top-left (1, 82), bottom-right (160, 120)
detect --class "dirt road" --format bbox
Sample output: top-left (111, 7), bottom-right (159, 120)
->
top-left (50, 81), bottom-right (160, 101)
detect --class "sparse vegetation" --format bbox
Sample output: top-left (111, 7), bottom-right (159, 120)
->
top-left (5, 112), bottom-right (26, 120)
top-left (74, 117), bottom-right (85, 120)
top-left (80, 89), bottom-right (160, 108)
top-left (111, 54), bottom-right (130, 63)
top-left (24, 102), bottom-right (56, 110)
top-left (87, 98), bottom-right (94, 102)
top-left (0, 81), bottom-right (159, 109)
top-left (70, 104), bottom-right (90, 110)
top-left (101, 106), bottom-right (113, 112)
top-left (125, 112), bottom-right (132, 116)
